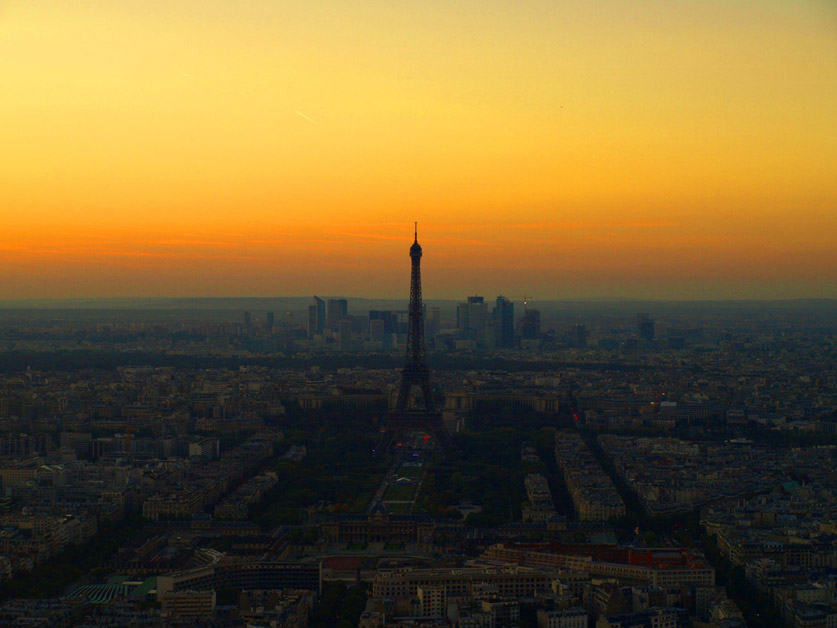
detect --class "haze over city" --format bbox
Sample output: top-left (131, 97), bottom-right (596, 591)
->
top-left (2, 0), bottom-right (836, 300)
top-left (3, 3), bottom-right (837, 625)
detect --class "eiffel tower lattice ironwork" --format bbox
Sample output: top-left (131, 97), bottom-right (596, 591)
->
top-left (376, 224), bottom-right (452, 456)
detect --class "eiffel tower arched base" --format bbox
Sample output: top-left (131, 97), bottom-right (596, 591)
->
top-left (375, 411), bottom-right (453, 457)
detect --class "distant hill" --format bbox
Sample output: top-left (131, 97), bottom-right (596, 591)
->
top-left (0, 296), bottom-right (834, 327)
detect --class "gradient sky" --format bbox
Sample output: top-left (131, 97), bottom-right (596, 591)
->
top-left (2, 0), bottom-right (836, 300)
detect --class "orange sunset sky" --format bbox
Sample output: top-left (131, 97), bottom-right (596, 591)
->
top-left (1, 0), bottom-right (836, 300)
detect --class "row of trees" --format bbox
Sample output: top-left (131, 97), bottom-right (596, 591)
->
top-left (0, 514), bottom-right (145, 601)
top-left (417, 402), bottom-right (576, 527)
top-left (0, 348), bottom-right (652, 375)
top-left (250, 403), bottom-right (390, 528)
top-left (311, 582), bottom-right (368, 628)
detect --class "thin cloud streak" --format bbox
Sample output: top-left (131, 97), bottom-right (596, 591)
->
top-left (505, 221), bottom-right (682, 230)
top-left (294, 110), bottom-right (317, 125)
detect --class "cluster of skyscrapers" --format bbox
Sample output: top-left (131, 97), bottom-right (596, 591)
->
top-left (303, 294), bottom-right (543, 352)
top-left (245, 299), bottom-right (651, 355)
top-left (243, 310), bottom-right (276, 336)
top-left (455, 295), bottom-right (515, 349)
top-left (307, 297), bottom-right (349, 337)
top-left (307, 297), bottom-right (353, 351)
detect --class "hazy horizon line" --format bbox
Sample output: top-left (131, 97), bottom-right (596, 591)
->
top-left (2, 295), bottom-right (836, 307)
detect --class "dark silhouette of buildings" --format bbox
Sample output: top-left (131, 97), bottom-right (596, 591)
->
top-left (518, 308), bottom-right (541, 340)
top-left (338, 319), bottom-right (352, 352)
top-left (307, 297), bottom-right (324, 339)
top-left (456, 295), bottom-right (488, 339)
top-left (369, 310), bottom-right (400, 336)
top-left (321, 502), bottom-right (433, 544)
top-left (572, 323), bottom-right (588, 349)
top-left (493, 296), bottom-right (514, 348)
top-left (637, 313), bottom-right (655, 340)
top-left (326, 298), bottom-right (348, 329)
top-left (377, 225), bottom-right (452, 456)
top-left (426, 306), bottom-right (440, 344)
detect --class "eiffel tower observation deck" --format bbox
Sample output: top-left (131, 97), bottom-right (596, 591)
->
top-left (376, 224), bottom-right (452, 456)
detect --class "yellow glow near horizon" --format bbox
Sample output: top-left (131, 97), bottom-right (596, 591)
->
top-left (1, 0), bottom-right (836, 299)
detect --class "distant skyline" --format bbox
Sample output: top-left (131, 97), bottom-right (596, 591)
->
top-left (2, 1), bottom-right (836, 300)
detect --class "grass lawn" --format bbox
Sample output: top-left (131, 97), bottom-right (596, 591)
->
top-left (397, 464), bottom-right (424, 478)
top-left (383, 484), bottom-right (415, 501)
top-left (386, 502), bottom-right (412, 514)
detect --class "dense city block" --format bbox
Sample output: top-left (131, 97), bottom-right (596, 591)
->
top-left (0, 297), bottom-right (835, 627)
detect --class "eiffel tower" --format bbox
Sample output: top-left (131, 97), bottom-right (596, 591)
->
top-left (376, 224), bottom-right (452, 456)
